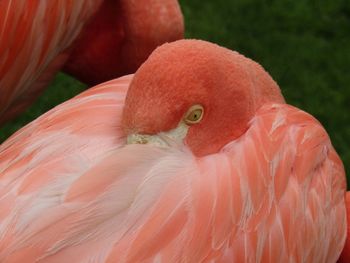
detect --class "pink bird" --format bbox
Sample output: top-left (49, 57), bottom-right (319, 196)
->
top-left (0, 0), bottom-right (183, 125)
top-left (0, 40), bottom-right (347, 262)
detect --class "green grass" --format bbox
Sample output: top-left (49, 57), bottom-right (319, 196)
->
top-left (1, 0), bottom-right (349, 179)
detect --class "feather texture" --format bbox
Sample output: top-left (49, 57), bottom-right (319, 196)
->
top-left (0, 76), bottom-right (346, 262)
top-left (0, 0), bottom-right (184, 125)
top-left (0, 0), bottom-right (103, 124)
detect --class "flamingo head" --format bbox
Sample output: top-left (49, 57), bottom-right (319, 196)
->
top-left (63, 0), bottom-right (184, 85)
top-left (122, 40), bottom-right (285, 156)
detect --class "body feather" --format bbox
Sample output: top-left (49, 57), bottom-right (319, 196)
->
top-left (0, 76), bottom-right (346, 262)
top-left (0, 0), bottom-right (103, 124)
top-left (0, 0), bottom-right (184, 125)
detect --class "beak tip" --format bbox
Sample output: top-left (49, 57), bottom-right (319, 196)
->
top-left (127, 134), bottom-right (149, 145)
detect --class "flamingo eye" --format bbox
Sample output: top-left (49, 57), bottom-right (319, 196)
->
top-left (184, 105), bottom-right (204, 125)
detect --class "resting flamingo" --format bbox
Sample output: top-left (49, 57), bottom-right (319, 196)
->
top-left (0, 0), bottom-right (183, 125)
top-left (0, 40), bottom-right (347, 262)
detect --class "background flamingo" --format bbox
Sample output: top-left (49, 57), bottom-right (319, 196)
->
top-left (0, 40), bottom-right (347, 262)
top-left (0, 0), bottom-right (183, 125)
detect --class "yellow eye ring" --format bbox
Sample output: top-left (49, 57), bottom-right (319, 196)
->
top-left (184, 104), bottom-right (204, 125)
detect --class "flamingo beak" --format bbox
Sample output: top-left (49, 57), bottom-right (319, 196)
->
top-left (127, 134), bottom-right (152, 145)
top-left (126, 122), bottom-right (189, 147)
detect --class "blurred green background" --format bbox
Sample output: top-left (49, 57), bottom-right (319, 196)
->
top-left (0, 0), bottom-right (349, 179)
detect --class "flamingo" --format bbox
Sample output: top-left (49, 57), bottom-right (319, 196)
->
top-left (0, 40), bottom-right (347, 262)
top-left (0, 0), bottom-right (183, 125)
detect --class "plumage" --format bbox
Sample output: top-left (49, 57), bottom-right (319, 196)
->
top-left (0, 40), bottom-right (347, 262)
top-left (339, 191), bottom-right (350, 262)
top-left (0, 0), bottom-right (184, 125)
top-left (0, 0), bottom-right (103, 124)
